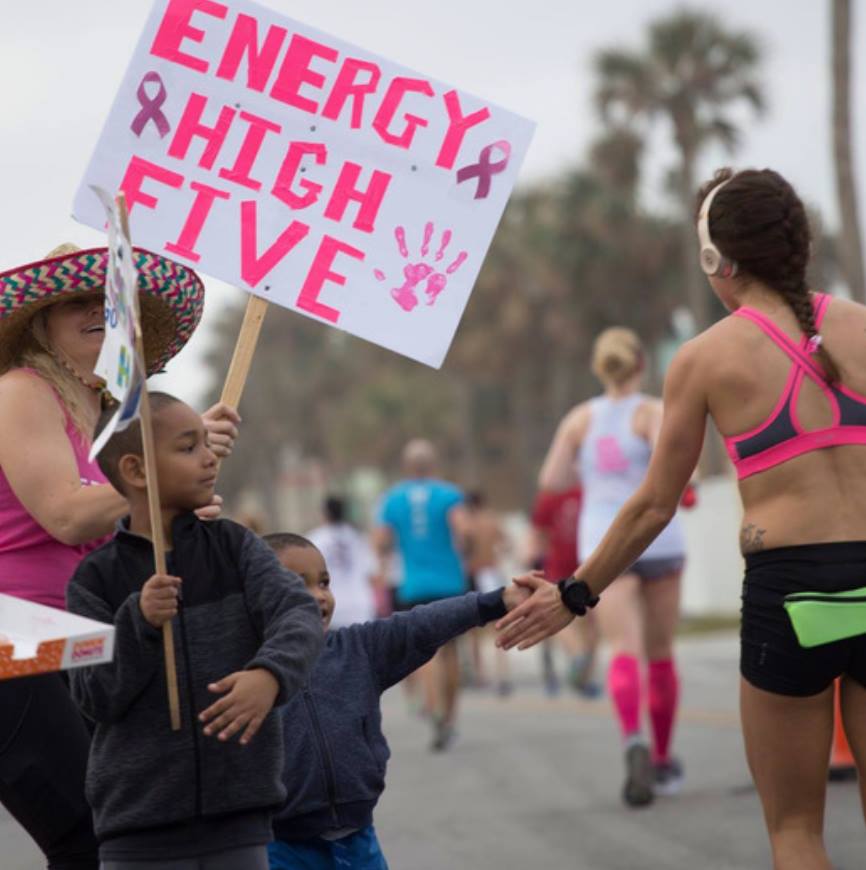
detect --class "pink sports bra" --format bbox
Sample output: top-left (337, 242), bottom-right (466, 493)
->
top-left (726, 293), bottom-right (866, 479)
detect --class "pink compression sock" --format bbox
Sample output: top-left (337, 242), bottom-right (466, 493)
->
top-left (607, 654), bottom-right (642, 739)
top-left (648, 658), bottom-right (679, 764)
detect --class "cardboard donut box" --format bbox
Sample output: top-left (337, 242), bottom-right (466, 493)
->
top-left (0, 592), bottom-right (115, 681)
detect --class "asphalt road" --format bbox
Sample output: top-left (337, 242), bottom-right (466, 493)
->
top-left (3, 633), bottom-right (863, 869)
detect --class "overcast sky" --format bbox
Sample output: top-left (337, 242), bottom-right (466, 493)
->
top-left (1, 0), bottom-right (863, 404)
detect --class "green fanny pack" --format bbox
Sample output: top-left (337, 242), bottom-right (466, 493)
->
top-left (784, 587), bottom-right (866, 648)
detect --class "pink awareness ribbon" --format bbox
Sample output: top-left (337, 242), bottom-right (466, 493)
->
top-left (130, 72), bottom-right (171, 138)
top-left (456, 140), bottom-right (511, 199)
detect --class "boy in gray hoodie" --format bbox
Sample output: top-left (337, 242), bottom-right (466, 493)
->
top-left (67, 395), bottom-right (323, 869)
top-left (264, 532), bottom-right (528, 870)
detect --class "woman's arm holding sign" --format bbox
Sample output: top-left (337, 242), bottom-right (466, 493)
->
top-left (497, 344), bottom-right (708, 649)
top-left (201, 401), bottom-right (241, 458)
top-left (193, 402), bottom-right (242, 521)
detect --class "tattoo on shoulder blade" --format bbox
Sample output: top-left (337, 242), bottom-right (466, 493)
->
top-left (740, 524), bottom-right (766, 554)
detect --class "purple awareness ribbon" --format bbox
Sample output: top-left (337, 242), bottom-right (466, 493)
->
top-left (455, 140), bottom-right (512, 199)
top-left (130, 72), bottom-right (171, 138)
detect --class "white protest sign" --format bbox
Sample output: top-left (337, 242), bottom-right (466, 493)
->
top-left (89, 187), bottom-right (146, 460)
top-left (73, 0), bottom-right (535, 368)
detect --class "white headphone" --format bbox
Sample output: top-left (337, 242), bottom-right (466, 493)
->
top-left (697, 180), bottom-right (738, 278)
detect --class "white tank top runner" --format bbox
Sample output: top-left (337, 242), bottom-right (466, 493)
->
top-left (577, 394), bottom-right (685, 562)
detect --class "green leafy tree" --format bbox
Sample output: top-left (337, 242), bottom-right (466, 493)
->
top-left (595, 10), bottom-right (765, 330)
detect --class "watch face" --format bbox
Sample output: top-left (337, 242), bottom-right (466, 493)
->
top-left (563, 582), bottom-right (584, 611)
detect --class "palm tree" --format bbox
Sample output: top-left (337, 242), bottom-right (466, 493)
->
top-left (595, 10), bottom-right (765, 331)
top-left (832, 0), bottom-right (865, 301)
top-left (589, 126), bottom-right (644, 202)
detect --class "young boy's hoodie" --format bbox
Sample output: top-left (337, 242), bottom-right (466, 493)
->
top-left (273, 589), bottom-right (507, 840)
top-left (67, 515), bottom-right (323, 850)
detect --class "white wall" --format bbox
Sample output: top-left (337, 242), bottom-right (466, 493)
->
top-left (679, 476), bottom-right (744, 616)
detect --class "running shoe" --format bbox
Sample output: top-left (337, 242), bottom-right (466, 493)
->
top-left (543, 673), bottom-right (561, 697)
top-left (622, 743), bottom-right (654, 808)
top-left (653, 758), bottom-right (685, 797)
top-left (430, 719), bottom-right (457, 752)
top-left (568, 654), bottom-right (601, 698)
top-left (541, 643), bottom-right (560, 696)
top-left (576, 680), bottom-right (603, 700)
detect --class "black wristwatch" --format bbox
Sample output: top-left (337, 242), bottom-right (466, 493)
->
top-left (557, 578), bottom-right (600, 616)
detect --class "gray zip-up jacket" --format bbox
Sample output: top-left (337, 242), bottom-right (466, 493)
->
top-left (67, 515), bottom-right (323, 842)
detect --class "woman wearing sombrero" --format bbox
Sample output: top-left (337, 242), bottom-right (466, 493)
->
top-left (0, 244), bottom-right (239, 869)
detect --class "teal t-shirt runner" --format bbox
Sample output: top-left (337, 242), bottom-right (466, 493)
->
top-left (378, 478), bottom-right (465, 604)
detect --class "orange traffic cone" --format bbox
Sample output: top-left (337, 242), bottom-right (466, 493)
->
top-left (829, 678), bottom-right (857, 782)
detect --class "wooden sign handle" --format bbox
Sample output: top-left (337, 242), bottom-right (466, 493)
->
top-left (137, 385), bottom-right (181, 731)
top-left (220, 295), bottom-right (269, 410)
top-left (117, 194), bottom-right (181, 732)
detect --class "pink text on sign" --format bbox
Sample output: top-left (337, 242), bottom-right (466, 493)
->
top-left (149, 0), bottom-right (492, 169)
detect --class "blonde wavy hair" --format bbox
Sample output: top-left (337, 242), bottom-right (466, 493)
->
top-left (591, 327), bottom-right (645, 388)
top-left (13, 311), bottom-right (99, 443)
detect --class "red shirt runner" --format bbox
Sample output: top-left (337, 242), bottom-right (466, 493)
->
top-left (531, 487), bottom-right (582, 581)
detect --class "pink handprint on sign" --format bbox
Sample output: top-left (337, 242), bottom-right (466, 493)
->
top-left (374, 222), bottom-right (468, 312)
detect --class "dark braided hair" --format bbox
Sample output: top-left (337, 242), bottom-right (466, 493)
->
top-left (695, 168), bottom-right (840, 382)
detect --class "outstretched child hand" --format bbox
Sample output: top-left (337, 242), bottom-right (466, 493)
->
top-left (139, 574), bottom-right (182, 629)
top-left (199, 668), bottom-right (279, 745)
top-left (503, 574), bottom-right (537, 611)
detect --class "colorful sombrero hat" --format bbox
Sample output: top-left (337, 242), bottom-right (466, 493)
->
top-left (0, 244), bottom-right (203, 375)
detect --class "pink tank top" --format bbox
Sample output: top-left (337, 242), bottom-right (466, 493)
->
top-left (0, 370), bottom-right (111, 610)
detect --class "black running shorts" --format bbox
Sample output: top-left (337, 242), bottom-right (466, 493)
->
top-left (741, 542), bottom-right (866, 696)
